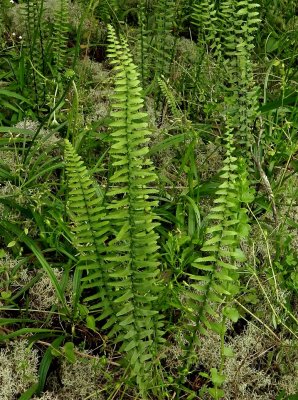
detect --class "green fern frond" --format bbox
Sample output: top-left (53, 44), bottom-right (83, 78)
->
top-left (219, 0), bottom-right (261, 151)
top-left (105, 25), bottom-right (164, 390)
top-left (64, 139), bottom-right (113, 319)
top-left (157, 77), bottom-right (182, 120)
top-left (153, 0), bottom-right (176, 79)
top-left (52, 0), bottom-right (69, 71)
top-left (192, 0), bottom-right (218, 47)
top-left (136, 0), bottom-right (152, 86)
top-left (182, 129), bottom-right (253, 373)
top-left (22, 0), bottom-right (46, 106)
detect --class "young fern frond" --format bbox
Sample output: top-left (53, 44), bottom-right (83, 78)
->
top-left (182, 129), bottom-right (252, 375)
top-left (105, 25), bottom-right (164, 390)
top-left (64, 140), bottom-right (113, 320)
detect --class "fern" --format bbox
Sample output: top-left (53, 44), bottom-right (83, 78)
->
top-left (153, 0), bottom-right (176, 80)
top-left (64, 27), bottom-right (164, 393)
top-left (181, 129), bottom-right (253, 378)
top-left (105, 25), bottom-right (163, 390)
top-left (97, 0), bottom-right (120, 23)
top-left (136, 0), bottom-right (152, 86)
top-left (157, 77), bottom-right (182, 120)
top-left (52, 0), bottom-right (69, 72)
top-left (192, 0), bottom-right (218, 48)
top-left (234, 0), bottom-right (261, 149)
top-left (22, 0), bottom-right (46, 107)
top-left (64, 140), bottom-right (113, 320)
top-left (219, 0), bottom-right (261, 151)
top-left (0, 0), bottom-right (9, 39)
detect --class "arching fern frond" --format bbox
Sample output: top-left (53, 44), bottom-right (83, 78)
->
top-left (105, 25), bottom-right (164, 391)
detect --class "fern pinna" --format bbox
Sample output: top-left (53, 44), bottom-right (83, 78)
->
top-left (181, 129), bottom-right (252, 385)
top-left (105, 25), bottom-right (164, 390)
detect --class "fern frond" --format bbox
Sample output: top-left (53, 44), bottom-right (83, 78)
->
top-left (153, 0), bottom-right (176, 79)
top-left (136, 0), bottom-right (152, 86)
top-left (52, 0), bottom-right (69, 71)
top-left (157, 77), bottom-right (182, 120)
top-left (64, 140), bottom-right (113, 319)
top-left (105, 25), bottom-right (164, 391)
top-left (219, 0), bottom-right (261, 152)
top-left (22, 0), bottom-right (46, 107)
top-left (192, 0), bottom-right (218, 47)
top-left (182, 129), bottom-right (253, 373)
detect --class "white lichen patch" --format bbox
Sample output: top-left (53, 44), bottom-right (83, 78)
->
top-left (29, 268), bottom-right (72, 310)
top-left (0, 340), bottom-right (38, 400)
top-left (59, 356), bottom-right (105, 399)
top-left (33, 392), bottom-right (61, 400)
top-left (223, 323), bottom-right (274, 399)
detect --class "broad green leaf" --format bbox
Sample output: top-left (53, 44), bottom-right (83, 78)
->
top-left (223, 307), bottom-right (239, 322)
top-left (63, 342), bottom-right (76, 363)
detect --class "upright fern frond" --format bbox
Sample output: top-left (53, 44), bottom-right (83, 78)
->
top-left (234, 0), bottom-right (261, 149)
top-left (153, 0), bottom-right (176, 79)
top-left (22, 0), bottom-right (46, 107)
top-left (136, 0), bottom-right (152, 86)
top-left (97, 0), bottom-right (120, 23)
top-left (192, 0), bottom-right (218, 47)
top-left (64, 140), bottom-right (113, 319)
top-left (157, 77), bottom-right (182, 120)
top-left (52, 0), bottom-right (69, 72)
top-left (182, 129), bottom-right (252, 375)
top-left (105, 25), bottom-right (164, 390)
top-left (219, 0), bottom-right (261, 151)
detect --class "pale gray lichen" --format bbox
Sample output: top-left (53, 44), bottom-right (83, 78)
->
top-left (59, 356), bottom-right (105, 399)
top-left (33, 391), bottom-right (61, 400)
top-left (0, 340), bottom-right (38, 400)
top-left (75, 59), bottom-right (112, 126)
top-left (29, 268), bottom-right (72, 311)
top-left (223, 323), bottom-right (274, 400)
